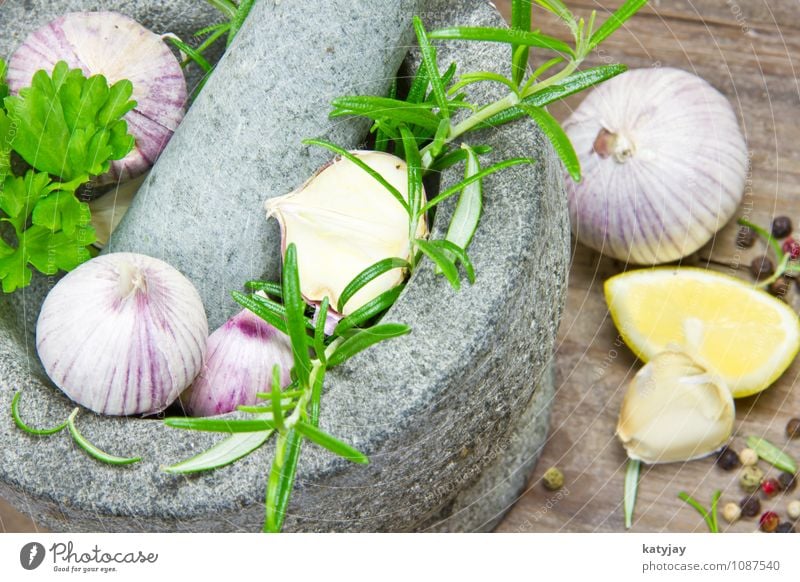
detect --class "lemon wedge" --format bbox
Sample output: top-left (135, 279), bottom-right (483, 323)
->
top-left (605, 267), bottom-right (800, 398)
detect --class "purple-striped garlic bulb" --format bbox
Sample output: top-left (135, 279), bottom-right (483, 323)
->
top-left (181, 307), bottom-right (294, 417)
top-left (36, 253), bottom-right (208, 416)
top-left (563, 67), bottom-right (747, 265)
top-left (7, 11), bottom-right (187, 184)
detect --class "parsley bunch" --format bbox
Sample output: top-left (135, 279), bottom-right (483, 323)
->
top-left (0, 60), bottom-right (136, 292)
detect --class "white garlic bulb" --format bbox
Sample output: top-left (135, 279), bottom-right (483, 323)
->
top-left (181, 308), bottom-right (294, 417)
top-left (616, 350), bottom-right (735, 464)
top-left (36, 253), bottom-right (208, 416)
top-left (564, 68), bottom-right (748, 264)
top-left (7, 12), bottom-right (187, 184)
top-left (266, 151), bottom-right (427, 315)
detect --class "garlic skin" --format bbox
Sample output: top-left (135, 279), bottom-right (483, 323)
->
top-left (89, 174), bottom-right (146, 248)
top-left (181, 308), bottom-right (294, 417)
top-left (616, 350), bottom-right (735, 464)
top-left (7, 12), bottom-right (187, 184)
top-left (564, 68), bottom-right (748, 265)
top-left (36, 253), bottom-right (208, 416)
top-left (266, 151), bottom-right (427, 315)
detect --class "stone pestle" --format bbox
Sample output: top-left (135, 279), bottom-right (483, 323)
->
top-left (106, 0), bottom-right (423, 329)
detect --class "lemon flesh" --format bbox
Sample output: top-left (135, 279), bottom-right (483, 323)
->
top-left (605, 267), bottom-right (800, 398)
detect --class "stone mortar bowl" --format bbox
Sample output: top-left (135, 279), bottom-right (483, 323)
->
top-left (0, 0), bottom-right (569, 531)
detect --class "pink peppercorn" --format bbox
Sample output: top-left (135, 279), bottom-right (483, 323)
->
top-left (783, 238), bottom-right (800, 259)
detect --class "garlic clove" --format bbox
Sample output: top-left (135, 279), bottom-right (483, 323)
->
top-left (36, 253), bottom-right (208, 416)
top-left (181, 307), bottom-right (294, 417)
top-left (616, 350), bottom-right (735, 464)
top-left (266, 151), bottom-right (427, 316)
top-left (89, 173), bottom-right (147, 248)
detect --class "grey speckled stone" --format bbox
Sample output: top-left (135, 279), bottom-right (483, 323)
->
top-left (0, 0), bottom-right (569, 532)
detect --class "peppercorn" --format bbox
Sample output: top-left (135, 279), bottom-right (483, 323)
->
top-left (760, 511), bottom-right (780, 532)
top-left (761, 477), bottom-right (782, 497)
top-left (787, 500), bottom-right (800, 520)
top-left (783, 238), bottom-right (800, 260)
top-left (716, 446), bottom-right (741, 471)
top-left (736, 226), bottom-right (757, 249)
top-left (750, 256), bottom-right (775, 280)
top-left (542, 467), bottom-right (564, 491)
top-left (776, 522), bottom-right (796, 533)
top-left (787, 418), bottom-right (800, 439)
top-left (740, 465), bottom-right (765, 492)
top-left (740, 496), bottom-right (761, 518)
top-left (778, 472), bottom-right (797, 492)
top-left (769, 276), bottom-right (791, 299)
top-left (772, 216), bottom-right (793, 239)
top-left (722, 502), bottom-right (741, 523)
top-left (739, 448), bottom-right (759, 466)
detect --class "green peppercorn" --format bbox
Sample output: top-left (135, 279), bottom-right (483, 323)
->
top-left (716, 446), bottom-right (741, 471)
top-left (740, 465), bottom-right (765, 493)
top-left (740, 496), bottom-right (761, 518)
top-left (542, 467), bottom-right (564, 491)
top-left (787, 418), bottom-right (800, 439)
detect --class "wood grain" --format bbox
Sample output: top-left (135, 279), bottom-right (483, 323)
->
top-left (493, 0), bottom-right (800, 532)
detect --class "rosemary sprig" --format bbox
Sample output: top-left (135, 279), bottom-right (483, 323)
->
top-left (677, 490), bottom-right (721, 533)
top-left (624, 458), bottom-right (640, 529)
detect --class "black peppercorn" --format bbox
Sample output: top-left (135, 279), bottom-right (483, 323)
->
top-left (776, 522), bottom-right (796, 533)
top-left (736, 226), bottom-right (757, 249)
top-left (772, 216), bottom-right (793, 239)
top-left (769, 276), bottom-right (791, 299)
top-left (750, 257), bottom-right (774, 280)
top-left (740, 496), bottom-right (761, 518)
top-left (787, 418), bottom-right (800, 439)
top-left (716, 446), bottom-right (740, 471)
top-left (778, 472), bottom-right (797, 492)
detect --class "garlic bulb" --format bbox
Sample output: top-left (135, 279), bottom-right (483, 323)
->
top-left (266, 151), bottom-right (427, 315)
top-left (36, 253), bottom-right (208, 416)
top-left (181, 307), bottom-right (294, 417)
top-left (616, 350), bottom-right (735, 464)
top-left (7, 12), bottom-right (187, 184)
top-left (564, 68), bottom-right (748, 264)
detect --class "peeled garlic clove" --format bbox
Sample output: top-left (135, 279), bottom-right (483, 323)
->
top-left (36, 253), bottom-right (208, 416)
top-left (7, 12), bottom-right (187, 184)
top-left (181, 307), bottom-right (294, 417)
top-left (89, 173), bottom-right (146, 248)
top-left (564, 68), bottom-right (748, 265)
top-left (266, 151), bottom-right (427, 315)
top-left (616, 350), bottom-right (735, 464)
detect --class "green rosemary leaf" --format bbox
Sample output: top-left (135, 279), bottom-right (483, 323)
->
top-left (444, 145), bottom-right (482, 262)
top-left (737, 218), bottom-right (784, 260)
top-left (205, 0), bottom-right (237, 19)
top-left (677, 491), bottom-right (719, 533)
top-left (406, 61), bottom-right (430, 105)
top-left (517, 103), bottom-right (580, 181)
top-left (193, 22), bottom-right (231, 56)
top-left (314, 296), bottom-right (330, 362)
top-left (414, 16), bottom-right (449, 119)
top-left (227, 0), bottom-right (257, 47)
top-left (265, 429), bottom-right (303, 533)
top-left (330, 96), bottom-right (440, 130)
top-left (534, 0), bottom-right (574, 23)
top-left (624, 458), bottom-right (640, 529)
top-left (165, 36), bottom-right (212, 72)
top-left (193, 21), bottom-right (231, 38)
top-left (162, 428), bottom-right (273, 474)
top-left (244, 280), bottom-right (283, 298)
top-left (399, 125), bottom-right (424, 226)
top-left (422, 157), bottom-right (533, 212)
top-left (256, 387), bottom-right (303, 401)
top-left (334, 285), bottom-right (405, 336)
top-left (164, 417), bottom-right (277, 433)
top-left (450, 71), bottom-right (519, 95)
top-left (428, 118), bottom-right (451, 161)
top-left (484, 64), bottom-right (627, 127)
top-left (431, 240), bottom-right (475, 284)
top-left (521, 57), bottom-right (565, 93)
top-left (283, 244), bottom-right (313, 387)
top-left (439, 62), bottom-right (458, 90)
top-left (231, 290), bottom-right (289, 335)
top-left (416, 239), bottom-right (461, 289)
top-left (11, 391), bottom-right (69, 436)
top-left (511, 0), bottom-right (533, 86)
top-left (710, 489), bottom-right (721, 533)
top-left (427, 145), bottom-right (492, 173)
top-left (309, 364), bottom-right (326, 427)
top-left (337, 257), bottom-right (410, 313)
top-left (429, 26), bottom-right (574, 58)
top-left (374, 81), bottom-right (398, 152)
top-left (67, 409), bottom-right (140, 465)
top-left (746, 436), bottom-right (798, 474)
top-left (327, 323), bottom-right (411, 368)
top-left (304, 138), bottom-right (410, 215)
top-left (295, 421), bottom-right (369, 464)
top-left (270, 365), bottom-right (285, 431)
top-left (588, 0), bottom-right (648, 51)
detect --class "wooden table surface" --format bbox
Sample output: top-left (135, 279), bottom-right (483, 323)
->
top-left (2, 0), bottom-right (799, 533)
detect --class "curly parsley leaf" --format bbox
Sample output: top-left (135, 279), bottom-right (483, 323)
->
top-left (4, 61), bottom-right (136, 181)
